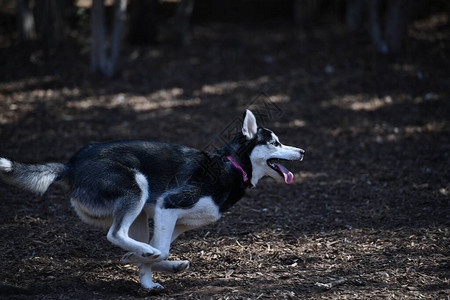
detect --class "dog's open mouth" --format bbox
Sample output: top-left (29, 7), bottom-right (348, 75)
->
top-left (267, 159), bottom-right (294, 184)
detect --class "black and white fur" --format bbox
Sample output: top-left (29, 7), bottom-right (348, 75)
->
top-left (0, 110), bottom-right (304, 290)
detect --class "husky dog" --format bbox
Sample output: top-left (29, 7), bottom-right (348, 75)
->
top-left (0, 110), bottom-right (304, 290)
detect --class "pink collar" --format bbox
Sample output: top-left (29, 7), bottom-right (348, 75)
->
top-left (226, 155), bottom-right (248, 182)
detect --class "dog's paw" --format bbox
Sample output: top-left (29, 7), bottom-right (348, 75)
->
top-left (121, 252), bottom-right (138, 263)
top-left (141, 281), bottom-right (164, 292)
top-left (152, 260), bottom-right (190, 273)
top-left (141, 249), bottom-right (161, 261)
top-left (173, 260), bottom-right (190, 273)
top-left (121, 250), bottom-right (161, 264)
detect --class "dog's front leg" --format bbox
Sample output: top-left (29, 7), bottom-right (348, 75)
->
top-left (138, 264), bottom-right (162, 290)
top-left (139, 208), bottom-right (178, 290)
top-left (150, 224), bottom-right (193, 273)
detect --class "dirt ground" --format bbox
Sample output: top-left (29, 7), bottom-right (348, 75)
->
top-left (0, 14), bottom-right (449, 300)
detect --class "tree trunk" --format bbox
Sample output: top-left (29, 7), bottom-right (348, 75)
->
top-left (91, 0), bottom-right (126, 77)
top-left (91, 0), bottom-right (106, 73)
top-left (368, 0), bottom-right (388, 53)
top-left (346, 0), bottom-right (365, 33)
top-left (105, 0), bottom-right (127, 77)
top-left (385, 0), bottom-right (410, 53)
top-left (17, 0), bottom-right (36, 41)
top-left (175, 0), bottom-right (195, 46)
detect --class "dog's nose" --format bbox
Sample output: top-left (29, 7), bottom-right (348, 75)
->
top-left (299, 149), bottom-right (305, 161)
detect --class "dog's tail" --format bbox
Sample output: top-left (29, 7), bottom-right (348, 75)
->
top-left (0, 157), bottom-right (68, 195)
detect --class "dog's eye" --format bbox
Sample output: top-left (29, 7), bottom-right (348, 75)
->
top-left (271, 141), bottom-right (281, 147)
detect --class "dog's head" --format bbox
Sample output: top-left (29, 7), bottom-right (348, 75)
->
top-left (237, 109), bottom-right (305, 186)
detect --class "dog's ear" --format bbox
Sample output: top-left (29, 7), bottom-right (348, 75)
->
top-left (242, 109), bottom-right (257, 140)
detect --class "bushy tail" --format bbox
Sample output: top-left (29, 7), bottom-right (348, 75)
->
top-left (0, 157), bottom-right (68, 195)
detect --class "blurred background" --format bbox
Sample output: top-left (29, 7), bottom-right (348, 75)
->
top-left (0, 0), bottom-right (449, 298)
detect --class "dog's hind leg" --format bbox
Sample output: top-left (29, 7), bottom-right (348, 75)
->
top-left (107, 173), bottom-right (161, 261)
top-left (107, 202), bottom-right (161, 261)
top-left (121, 211), bottom-right (150, 265)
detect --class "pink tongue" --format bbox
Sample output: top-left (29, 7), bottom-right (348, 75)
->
top-left (274, 163), bottom-right (294, 184)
